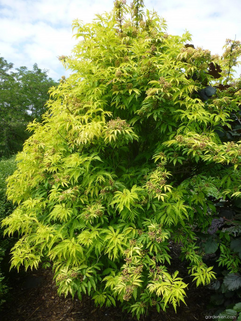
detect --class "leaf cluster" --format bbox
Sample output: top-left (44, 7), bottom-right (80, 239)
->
top-left (2, 1), bottom-right (241, 318)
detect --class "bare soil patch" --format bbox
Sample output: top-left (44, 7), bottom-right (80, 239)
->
top-left (1, 265), bottom-right (213, 321)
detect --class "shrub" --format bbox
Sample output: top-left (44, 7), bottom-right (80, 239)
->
top-left (218, 302), bottom-right (241, 321)
top-left (0, 156), bottom-right (16, 308)
top-left (2, 1), bottom-right (241, 318)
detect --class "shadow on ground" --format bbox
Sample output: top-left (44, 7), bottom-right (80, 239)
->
top-left (1, 265), bottom-right (213, 321)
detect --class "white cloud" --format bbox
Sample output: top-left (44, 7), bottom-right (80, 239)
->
top-left (1, 0), bottom-right (241, 80)
top-left (0, 0), bottom-right (115, 79)
top-left (149, 0), bottom-right (241, 54)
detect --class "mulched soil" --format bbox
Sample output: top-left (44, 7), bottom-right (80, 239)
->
top-left (1, 246), bottom-right (215, 321)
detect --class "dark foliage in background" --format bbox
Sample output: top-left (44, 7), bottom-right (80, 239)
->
top-left (0, 57), bottom-right (58, 158)
top-left (0, 157), bottom-right (16, 309)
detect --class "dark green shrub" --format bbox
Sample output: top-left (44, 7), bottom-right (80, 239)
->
top-left (218, 302), bottom-right (241, 321)
top-left (0, 157), bottom-right (16, 219)
top-left (0, 157), bottom-right (16, 308)
top-left (194, 100), bottom-right (241, 314)
top-left (0, 57), bottom-right (58, 158)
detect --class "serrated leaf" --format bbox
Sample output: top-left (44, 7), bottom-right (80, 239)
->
top-left (208, 280), bottom-right (220, 291)
top-left (218, 309), bottom-right (237, 321)
top-left (223, 273), bottom-right (241, 291)
top-left (225, 309), bottom-right (237, 316)
top-left (204, 239), bottom-right (219, 254)
top-left (230, 239), bottom-right (241, 255)
top-left (233, 302), bottom-right (241, 312)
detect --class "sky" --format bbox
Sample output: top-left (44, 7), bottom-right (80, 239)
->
top-left (1, 0), bottom-right (241, 81)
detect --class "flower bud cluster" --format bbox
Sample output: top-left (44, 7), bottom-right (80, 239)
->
top-left (107, 117), bottom-right (130, 131)
top-left (115, 70), bottom-right (122, 77)
top-left (82, 203), bottom-right (104, 220)
top-left (59, 187), bottom-right (78, 202)
top-left (58, 55), bottom-right (68, 61)
top-left (158, 77), bottom-right (172, 91)
top-left (114, 0), bottom-right (126, 8)
top-left (121, 262), bottom-right (143, 301)
top-left (123, 285), bottom-right (134, 301)
top-left (148, 225), bottom-right (164, 243)
top-left (145, 168), bottom-right (168, 195)
top-left (178, 46), bottom-right (211, 63)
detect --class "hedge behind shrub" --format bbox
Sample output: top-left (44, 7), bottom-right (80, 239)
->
top-left (0, 157), bottom-right (16, 308)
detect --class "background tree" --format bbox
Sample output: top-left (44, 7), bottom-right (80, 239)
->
top-left (2, 1), bottom-right (241, 318)
top-left (0, 57), bottom-right (57, 158)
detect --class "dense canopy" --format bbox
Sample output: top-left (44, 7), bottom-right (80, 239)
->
top-left (3, 1), bottom-right (241, 318)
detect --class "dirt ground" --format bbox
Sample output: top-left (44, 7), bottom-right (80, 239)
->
top-left (1, 263), bottom-right (215, 321)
